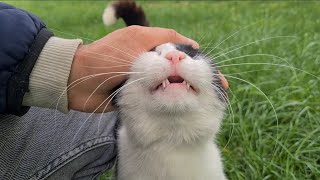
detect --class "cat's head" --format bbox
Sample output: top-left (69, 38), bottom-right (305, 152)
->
top-left (117, 43), bottom-right (228, 145)
top-left (118, 43), bottom-right (227, 114)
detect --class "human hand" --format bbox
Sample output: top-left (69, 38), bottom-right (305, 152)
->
top-left (67, 25), bottom-right (199, 113)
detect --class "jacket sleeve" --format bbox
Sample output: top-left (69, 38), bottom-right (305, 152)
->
top-left (0, 3), bottom-right (82, 116)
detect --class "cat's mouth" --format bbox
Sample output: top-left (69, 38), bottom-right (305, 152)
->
top-left (151, 75), bottom-right (197, 94)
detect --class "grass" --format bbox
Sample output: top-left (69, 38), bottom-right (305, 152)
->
top-left (4, 1), bottom-right (320, 179)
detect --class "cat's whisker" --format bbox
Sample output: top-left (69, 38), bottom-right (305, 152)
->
top-left (201, 38), bottom-right (215, 54)
top-left (213, 53), bottom-right (297, 75)
top-left (200, 31), bottom-right (219, 54)
top-left (196, 33), bottom-right (210, 47)
top-left (53, 72), bottom-right (144, 121)
top-left (48, 27), bottom-right (139, 59)
top-left (97, 85), bottom-right (126, 133)
top-left (225, 69), bottom-right (273, 76)
top-left (79, 64), bottom-right (131, 69)
top-left (71, 77), bottom-right (147, 143)
top-left (79, 50), bottom-right (133, 64)
top-left (98, 77), bottom-right (147, 132)
top-left (203, 80), bottom-right (235, 149)
top-left (211, 36), bottom-right (297, 59)
top-left (198, 43), bottom-right (215, 49)
top-left (99, 42), bottom-right (138, 59)
top-left (204, 19), bottom-right (264, 57)
top-left (224, 75), bottom-right (280, 157)
top-left (201, 43), bottom-right (242, 52)
top-left (221, 87), bottom-right (236, 149)
top-left (80, 53), bottom-right (132, 65)
top-left (82, 73), bottom-right (143, 111)
top-left (216, 62), bottom-right (320, 80)
top-left (29, 49), bottom-right (132, 73)
top-left (198, 46), bottom-right (231, 61)
top-left (216, 53), bottom-right (290, 65)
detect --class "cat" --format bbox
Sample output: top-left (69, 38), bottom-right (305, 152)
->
top-left (103, 1), bottom-right (228, 180)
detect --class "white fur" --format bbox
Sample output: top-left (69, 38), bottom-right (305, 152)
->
top-left (102, 5), bottom-right (117, 26)
top-left (117, 43), bottom-right (227, 180)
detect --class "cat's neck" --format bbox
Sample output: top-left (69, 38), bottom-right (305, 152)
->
top-left (120, 110), bottom-right (222, 148)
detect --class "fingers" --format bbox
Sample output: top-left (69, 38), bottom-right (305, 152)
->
top-left (126, 25), bottom-right (200, 50)
top-left (157, 27), bottom-right (200, 49)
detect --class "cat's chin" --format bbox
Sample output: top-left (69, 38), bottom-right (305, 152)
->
top-left (147, 95), bottom-right (199, 115)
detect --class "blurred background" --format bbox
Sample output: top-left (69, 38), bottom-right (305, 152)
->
top-left (5, 1), bottom-right (320, 179)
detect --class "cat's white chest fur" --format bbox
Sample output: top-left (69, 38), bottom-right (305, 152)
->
top-left (117, 127), bottom-right (227, 180)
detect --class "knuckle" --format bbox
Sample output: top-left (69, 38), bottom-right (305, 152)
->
top-left (167, 29), bottom-right (178, 38)
top-left (127, 25), bottom-right (141, 31)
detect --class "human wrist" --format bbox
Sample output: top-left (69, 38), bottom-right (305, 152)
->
top-left (22, 37), bottom-right (82, 113)
top-left (67, 44), bottom-right (88, 111)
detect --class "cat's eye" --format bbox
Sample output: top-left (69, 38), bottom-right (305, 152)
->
top-left (149, 47), bottom-right (161, 56)
top-left (155, 50), bottom-right (161, 56)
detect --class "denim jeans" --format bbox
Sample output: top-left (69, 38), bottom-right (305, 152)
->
top-left (0, 107), bottom-right (118, 180)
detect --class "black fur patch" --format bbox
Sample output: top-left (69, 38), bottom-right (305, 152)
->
top-left (175, 44), bottom-right (199, 58)
top-left (112, 0), bottom-right (149, 26)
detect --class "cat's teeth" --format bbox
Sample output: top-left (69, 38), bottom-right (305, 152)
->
top-left (165, 79), bottom-right (170, 86)
top-left (186, 83), bottom-right (190, 90)
top-left (162, 79), bottom-right (170, 89)
top-left (182, 80), bottom-right (187, 85)
top-left (182, 80), bottom-right (190, 90)
top-left (162, 81), bottom-right (166, 89)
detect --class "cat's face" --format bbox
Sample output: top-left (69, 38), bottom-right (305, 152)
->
top-left (118, 43), bottom-right (227, 116)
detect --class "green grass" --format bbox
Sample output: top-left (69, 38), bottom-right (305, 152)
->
top-left (5, 1), bottom-right (320, 179)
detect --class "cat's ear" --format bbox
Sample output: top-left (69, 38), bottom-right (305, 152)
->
top-left (218, 71), bottom-right (229, 90)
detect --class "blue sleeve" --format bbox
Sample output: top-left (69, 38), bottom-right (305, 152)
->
top-left (0, 2), bottom-right (54, 116)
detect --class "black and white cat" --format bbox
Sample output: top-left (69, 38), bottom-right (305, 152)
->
top-left (103, 1), bottom-right (228, 180)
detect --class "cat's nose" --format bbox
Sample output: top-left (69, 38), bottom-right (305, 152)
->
top-left (165, 51), bottom-right (186, 64)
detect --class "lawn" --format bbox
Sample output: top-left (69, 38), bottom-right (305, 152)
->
top-left (5, 1), bottom-right (320, 179)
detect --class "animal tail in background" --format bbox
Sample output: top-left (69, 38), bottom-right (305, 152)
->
top-left (102, 0), bottom-right (149, 27)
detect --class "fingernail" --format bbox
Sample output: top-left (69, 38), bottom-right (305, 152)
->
top-left (188, 38), bottom-right (200, 49)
